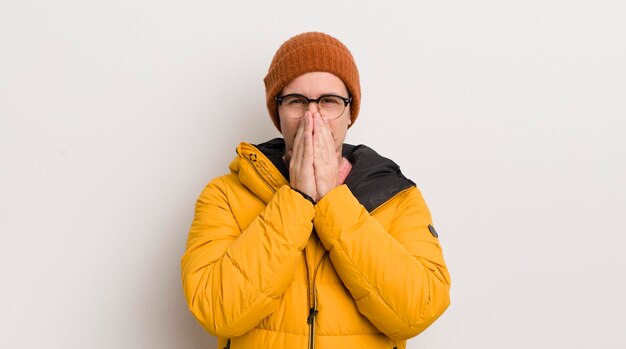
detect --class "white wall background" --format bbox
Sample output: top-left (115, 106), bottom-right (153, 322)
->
top-left (1, 0), bottom-right (624, 348)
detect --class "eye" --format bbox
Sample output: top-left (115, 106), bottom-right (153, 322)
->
top-left (320, 96), bottom-right (341, 105)
top-left (285, 96), bottom-right (308, 105)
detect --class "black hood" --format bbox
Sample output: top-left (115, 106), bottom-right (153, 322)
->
top-left (255, 138), bottom-right (415, 212)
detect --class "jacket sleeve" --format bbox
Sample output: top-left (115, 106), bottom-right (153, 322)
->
top-left (313, 185), bottom-right (451, 340)
top-left (181, 181), bottom-right (314, 338)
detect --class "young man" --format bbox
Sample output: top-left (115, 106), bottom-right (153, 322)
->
top-left (182, 32), bottom-right (451, 349)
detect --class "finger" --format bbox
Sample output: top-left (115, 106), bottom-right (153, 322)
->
top-left (290, 116), bottom-right (306, 172)
top-left (312, 114), bottom-right (338, 200)
top-left (299, 113), bottom-right (316, 198)
top-left (302, 112), bottom-right (314, 166)
top-left (315, 112), bottom-right (330, 136)
top-left (310, 110), bottom-right (317, 134)
top-left (313, 114), bottom-right (329, 165)
top-left (285, 150), bottom-right (293, 166)
top-left (317, 114), bottom-right (336, 162)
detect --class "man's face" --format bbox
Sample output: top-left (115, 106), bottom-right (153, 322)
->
top-left (278, 72), bottom-right (352, 158)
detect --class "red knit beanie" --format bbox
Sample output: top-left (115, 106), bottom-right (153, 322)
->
top-left (264, 32), bottom-right (361, 132)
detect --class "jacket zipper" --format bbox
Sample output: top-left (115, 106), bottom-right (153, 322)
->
top-left (243, 153), bottom-right (277, 194)
top-left (307, 251), bottom-right (327, 349)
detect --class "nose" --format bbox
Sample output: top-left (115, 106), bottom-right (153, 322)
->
top-left (305, 101), bottom-right (320, 113)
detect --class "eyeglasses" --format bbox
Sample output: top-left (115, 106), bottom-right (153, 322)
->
top-left (275, 94), bottom-right (352, 120)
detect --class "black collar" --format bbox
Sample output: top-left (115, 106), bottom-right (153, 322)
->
top-left (255, 138), bottom-right (415, 212)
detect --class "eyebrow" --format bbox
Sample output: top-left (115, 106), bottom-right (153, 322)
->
top-left (280, 91), bottom-right (347, 97)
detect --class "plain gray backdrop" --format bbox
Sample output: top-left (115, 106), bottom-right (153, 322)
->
top-left (1, 0), bottom-right (625, 348)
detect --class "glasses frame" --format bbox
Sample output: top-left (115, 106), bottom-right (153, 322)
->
top-left (275, 93), bottom-right (352, 119)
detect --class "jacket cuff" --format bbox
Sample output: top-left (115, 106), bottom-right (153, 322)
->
top-left (290, 187), bottom-right (316, 205)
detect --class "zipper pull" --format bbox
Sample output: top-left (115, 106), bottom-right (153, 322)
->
top-left (306, 307), bottom-right (318, 325)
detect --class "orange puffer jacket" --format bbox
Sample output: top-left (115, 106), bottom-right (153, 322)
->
top-left (181, 139), bottom-right (451, 349)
